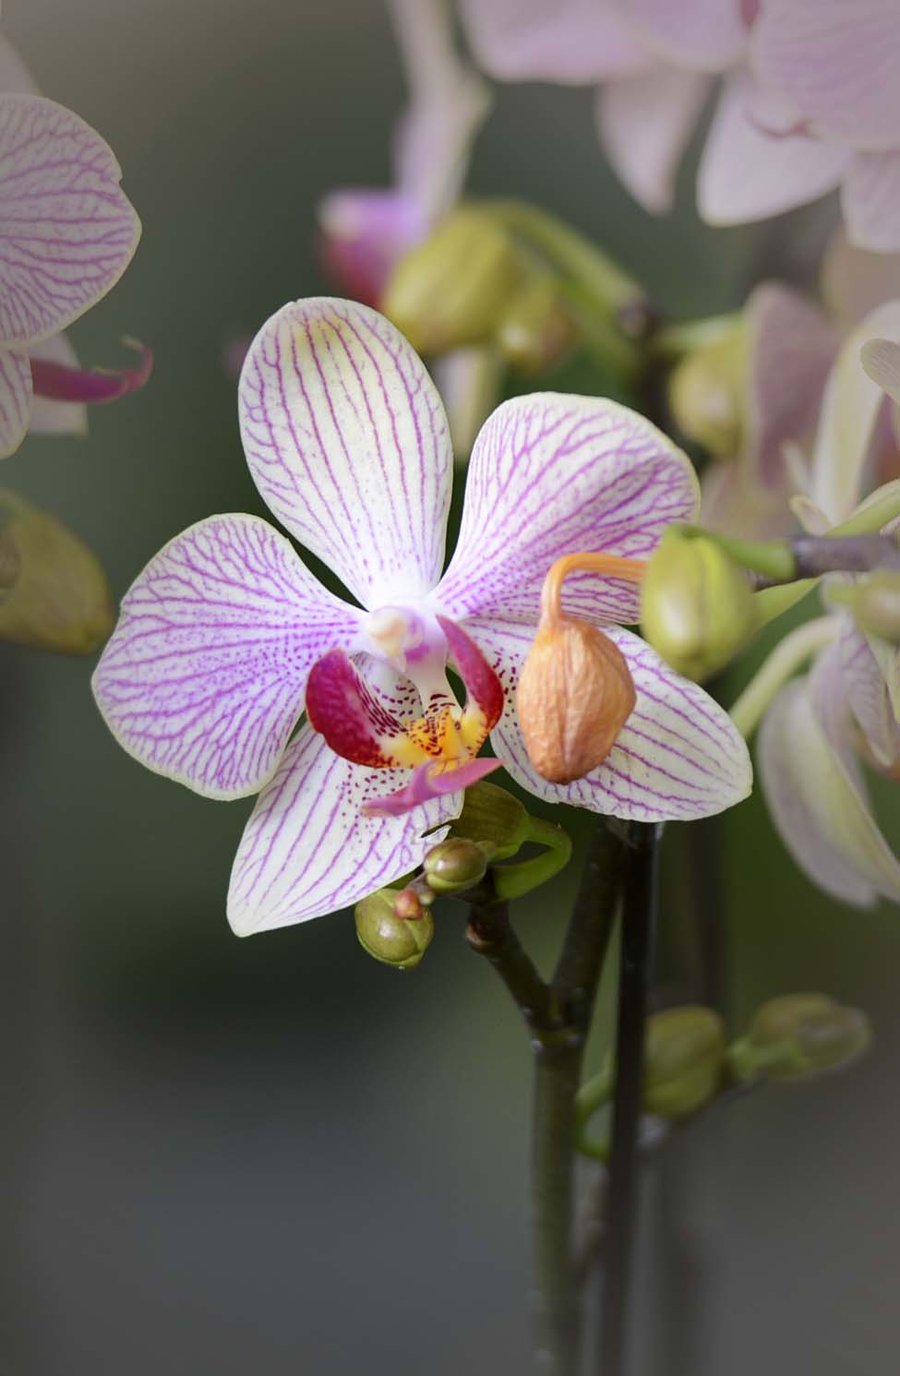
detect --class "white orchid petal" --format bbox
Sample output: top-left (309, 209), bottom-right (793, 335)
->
top-left (0, 94), bottom-right (140, 347)
top-left (457, 0), bottom-right (649, 83)
top-left (239, 297), bottom-right (453, 609)
top-left (0, 344), bottom-right (31, 458)
top-left (93, 514), bottom-right (360, 800)
top-left (436, 394), bottom-right (698, 627)
top-left (227, 725), bottom-right (460, 934)
top-left (614, 0), bottom-right (747, 71)
top-left (467, 620), bottom-right (751, 821)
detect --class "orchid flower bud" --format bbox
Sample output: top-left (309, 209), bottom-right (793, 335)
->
top-left (382, 207), bottom-right (525, 355)
top-left (0, 493), bottom-right (113, 654)
top-left (667, 325), bottom-right (746, 457)
top-left (0, 527), bottom-right (20, 594)
top-left (449, 780), bottom-right (530, 861)
top-left (729, 994), bottom-right (872, 1083)
top-left (640, 528), bottom-right (759, 682)
top-left (354, 889), bottom-right (434, 970)
top-left (642, 1006), bottom-right (727, 1119)
top-left (423, 837), bottom-right (488, 894)
top-left (495, 277), bottom-right (576, 374)
top-left (828, 570), bottom-right (900, 644)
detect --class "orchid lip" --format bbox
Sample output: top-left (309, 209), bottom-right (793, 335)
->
top-left (30, 338), bottom-right (152, 405)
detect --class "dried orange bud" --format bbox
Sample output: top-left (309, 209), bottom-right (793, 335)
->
top-left (516, 616), bottom-right (636, 784)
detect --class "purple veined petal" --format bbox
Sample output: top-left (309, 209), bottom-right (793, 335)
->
top-left (861, 337), bottom-right (900, 406)
top-left (93, 514), bottom-right (362, 800)
top-left (751, 0), bottom-right (900, 152)
top-left (820, 228), bottom-right (900, 331)
top-left (457, 0), bottom-right (650, 83)
top-left (697, 70), bottom-right (848, 226)
top-left (596, 67), bottom-right (711, 215)
top-left (226, 724), bottom-right (461, 935)
top-left (239, 297), bottom-right (453, 609)
top-left (842, 150), bottom-right (900, 254)
top-left (434, 393), bottom-right (699, 628)
top-left (837, 614), bottom-right (900, 771)
top-left (808, 299), bottom-right (900, 524)
top-left (0, 33), bottom-right (39, 95)
top-left (613, 0), bottom-right (748, 72)
top-left (0, 344), bottom-right (32, 458)
top-left (0, 94), bottom-right (141, 348)
top-left (364, 755), bottom-right (501, 818)
top-left (466, 619), bottom-right (752, 821)
top-left (27, 332), bottom-right (87, 436)
top-left (742, 281), bottom-right (837, 494)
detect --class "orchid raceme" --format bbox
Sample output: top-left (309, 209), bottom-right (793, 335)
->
top-left (93, 297), bottom-right (751, 934)
top-left (0, 90), bottom-right (141, 457)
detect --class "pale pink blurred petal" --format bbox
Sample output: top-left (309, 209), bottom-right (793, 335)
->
top-left (457, 0), bottom-right (649, 83)
top-left (613, 0), bottom-right (747, 71)
top-left (318, 189), bottom-right (428, 306)
top-left (861, 337), bottom-right (900, 405)
top-left (597, 67), bottom-right (711, 214)
top-left (698, 71), bottom-right (847, 225)
top-left (821, 228), bottom-right (900, 330)
top-left (0, 94), bottom-right (140, 347)
top-left (837, 616), bottom-right (900, 771)
top-left (0, 345), bottom-right (32, 457)
top-left (842, 150), bottom-right (900, 254)
top-left (752, 0), bottom-right (900, 150)
top-left (27, 332), bottom-right (87, 436)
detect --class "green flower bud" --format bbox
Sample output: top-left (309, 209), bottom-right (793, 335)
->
top-left (828, 571), bottom-right (900, 644)
top-left (354, 889), bottom-right (434, 970)
top-left (382, 208), bottom-right (526, 356)
top-left (449, 780), bottom-right (530, 861)
top-left (640, 528), bottom-right (759, 682)
top-left (0, 492), bottom-right (113, 654)
top-left (667, 325), bottom-right (747, 457)
top-left (0, 526), bottom-right (20, 594)
top-left (643, 1005), bottom-right (727, 1119)
top-left (729, 993), bottom-right (872, 1083)
top-left (495, 277), bottom-right (576, 374)
top-left (423, 837), bottom-right (488, 894)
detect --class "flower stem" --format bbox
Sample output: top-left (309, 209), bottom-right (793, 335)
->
top-left (599, 821), bottom-right (662, 1376)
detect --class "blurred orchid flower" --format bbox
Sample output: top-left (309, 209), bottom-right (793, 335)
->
top-left (93, 297), bottom-right (751, 934)
top-left (0, 44), bottom-right (142, 457)
top-left (458, 0), bottom-right (900, 251)
top-left (319, 0), bottom-right (489, 307)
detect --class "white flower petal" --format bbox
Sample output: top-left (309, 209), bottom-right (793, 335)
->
top-left (93, 514), bottom-right (361, 800)
top-left (239, 297), bottom-right (453, 609)
top-left (467, 619), bottom-right (752, 821)
top-left (615, 0), bottom-right (747, 71)
top-left (457, 0), bottom-right (649, 83)
top-left (0, 344), bottom-right (31, 458)
top-left (227, 725), bottom-right (460, 935)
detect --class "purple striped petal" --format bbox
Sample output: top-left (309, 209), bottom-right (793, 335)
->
top-left (838, 615), bottom-right (900, 770)
top-left (0, 344), bottom-right (31, 457)
top-left (467, 619), bottom-right (752, 820)
top-left (93, 514), bottom-right (361, 800)
top-left (435, 394), bottom-right (698, 627)
top-left (758, 653), bottom-right (900, 907)
top-left (27, 332), bottom-right (87, 436)
top-left (239, 298), bottom-right (453, 608)
top-left (0, 94), bottom-right (140, 347)
top-left (227, 725), bottom-right (461, 934)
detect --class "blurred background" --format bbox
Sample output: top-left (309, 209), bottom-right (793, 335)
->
top-left (2, 2), bottom-right (898, 1372)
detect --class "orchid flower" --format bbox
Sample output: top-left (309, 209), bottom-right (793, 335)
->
top-left (0, 85), bottom-right (141, 458)
top-left (457, 0), bottom-right (900, 252)
top-left (93, 297), bottom-right (751, 935)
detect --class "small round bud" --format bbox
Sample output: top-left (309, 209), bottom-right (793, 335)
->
top-left (828, 571), bottom-right (900, 644)
top-left (354, 889), bottom-right (434, 970)
top-left (450, 781), bottom-right (530, 861)
top-left (496, 278), bottom-right (576, 373)
top-left (642, 1006), bottom-right (727, 1119)
top-left (667, 327), bottom-right (746, 457)
top-left (393, 887), bottom-right (427, 921)
top-left (382, 208), bottom-right (525, 355)
top-left (423, 837), bottom-right (488, 894)
top-left (516, 616), bottom-right (635, 784)
top-left (0, 492), bottom-right (113, 654)
top-left (640, 528), bottom-right (759, 682)
top-left (729, 993), bottom-right (872, 1083)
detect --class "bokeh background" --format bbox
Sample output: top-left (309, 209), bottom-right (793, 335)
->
top-left (2, 2), bottom-right (899, 1373)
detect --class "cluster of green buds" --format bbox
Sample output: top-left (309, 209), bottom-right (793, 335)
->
top-left (0, 491), bottom-right (113, 654)
top-left (575, 993), bottom-right (871, 1159)
top-left (354, 781), bottom-right (572, 969)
